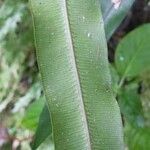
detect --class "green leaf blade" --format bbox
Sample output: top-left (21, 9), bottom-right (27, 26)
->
top-left (115, 24), bottom-right (150, 78)
top-left (125, 125), bottom-right (150, 150)
top-left (118, 84), bottom-right (144, 127)
top-left (32, 105), bottom-right (52, 150)
top-left (30, 0), bottom-right (124, 149)
top-left (21, 97), bottom-right (45, 130)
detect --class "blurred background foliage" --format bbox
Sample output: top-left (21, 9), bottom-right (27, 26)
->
top-left (0, 0), bottom-right (150, 149)
top-left (0, 0), bottom-right (45, 149)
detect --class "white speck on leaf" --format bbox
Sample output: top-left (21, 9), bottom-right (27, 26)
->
top-left (87, 33), bottom-right (91, 37)
top-left (112, 0), bottom-right (121, 9)
top-left (82, 16), bottom-right (85, 21)
top-left (120, 56), bottom-right (124, 61)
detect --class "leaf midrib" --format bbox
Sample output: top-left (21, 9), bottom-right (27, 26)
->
top-left (61, 0), bottom-right (91, 149)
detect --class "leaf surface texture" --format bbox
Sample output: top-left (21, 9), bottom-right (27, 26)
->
top-left (30, 0), bottom-right (124, 149)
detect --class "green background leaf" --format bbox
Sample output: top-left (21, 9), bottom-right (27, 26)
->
top-left (37, 135), bottom-right (54, 150)
top-left (118, 83), bottom-right (144, 127)
top-left (115, 24), bottom-right (150, 78)
top-left (32, 105), bottom-right (52, 150)
top-left (22, 97), bottom-right (45, 130)
top-left (125, 125), bottom-right (150, 150)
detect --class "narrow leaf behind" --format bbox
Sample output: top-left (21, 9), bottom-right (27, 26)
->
top-left (32, 105), bottom-right (52, 150)
top-left (101, 0), bottom-right (135, 39)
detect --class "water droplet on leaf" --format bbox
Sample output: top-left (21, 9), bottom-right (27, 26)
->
top-left (119, 56), bottom-right (124, 61)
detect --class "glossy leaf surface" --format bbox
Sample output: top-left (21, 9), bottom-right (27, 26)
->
top-left (30, 0), bottom-right (124, 149)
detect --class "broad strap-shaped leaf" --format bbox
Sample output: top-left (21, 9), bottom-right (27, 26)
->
top-left (101, 0), bottom-right (135, 39)
top-left (30, 0), bottom-right (136, 145)
top-left (30, 0), bottom-right (124, 149)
